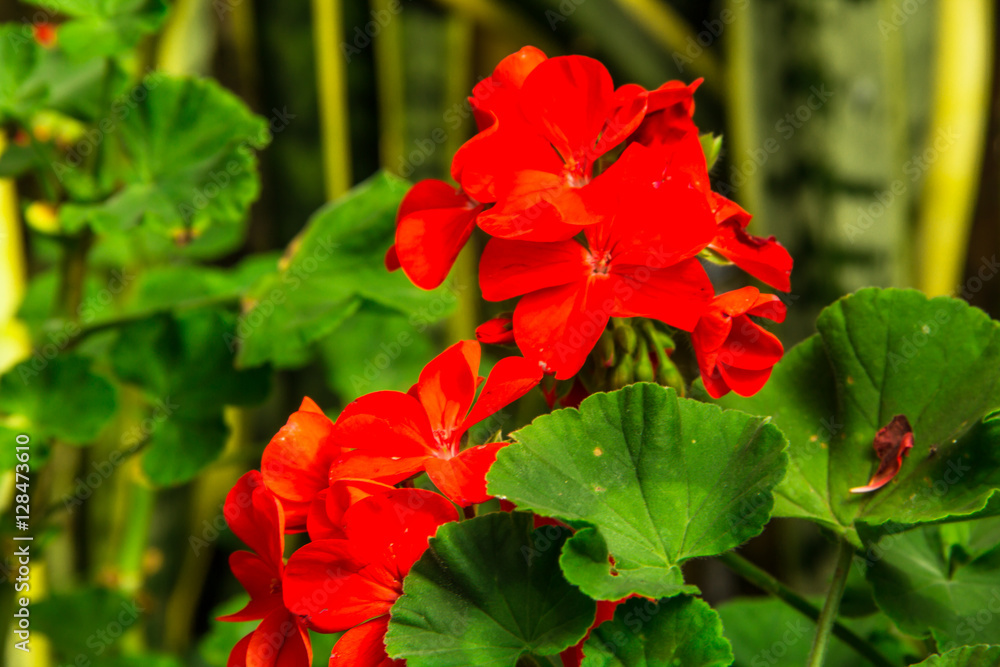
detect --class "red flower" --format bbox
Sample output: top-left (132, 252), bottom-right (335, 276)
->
top-left (220, 472), bottom-right (311, 667)
top-left (306, 478), bottom-right (395, 540)
top-left (628, 79), bottom-right (702, 149)
top-left (479, 143), bottom-right (717, 379)
top-left (261, 397), bottom-right (342, 533)
top-left (475, 313), bottom-right (515, 345)
top-left (282, 488), bottom-right (458, 667)
top-left (472, 54), bottom-right (648, 241)
top-left (692, 287), bottom-right (786, 398)
top-left (560, 598), bottom-right (629, 667)
top-left (33, 22), bottom-right (57, 48)
top-left (385, 179), bottom-right (485, 290)
top-left (850, 415), bottom-right (914, 494)
top-left (707, 194), bottom-right (793, 292)
top-left (328, 341), bottom-right (542, 505)
top-left (452, 46), bottom-right (549, 203)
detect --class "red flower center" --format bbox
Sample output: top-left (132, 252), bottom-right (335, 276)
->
top-left (588, 251), bottom-right (613, 276)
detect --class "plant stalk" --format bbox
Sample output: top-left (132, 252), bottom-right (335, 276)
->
top-left (717, 551), bottom-right (893, 667)
top-left (806, 540), bottom-right (856, 667)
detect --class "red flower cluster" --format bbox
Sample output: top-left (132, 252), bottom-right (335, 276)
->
top-left (222, 340), bottom-right (541, 666)
top-left (388, 46), bottom-right (791, 394)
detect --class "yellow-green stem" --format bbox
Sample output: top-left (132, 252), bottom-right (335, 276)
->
top-left (806, 540), bottom-right (855, 667)
top-left (312, 0), bottom-right (353, 199)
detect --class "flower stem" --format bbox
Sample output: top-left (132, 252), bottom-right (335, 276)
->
top-left (312, 0), bottom-right (352, 199)
top-left (717, 551), bottom-right (894, 667)
top-left (806, 539), bottom-right (855, 667)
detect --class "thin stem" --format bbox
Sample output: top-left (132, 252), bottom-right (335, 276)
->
top-left (717, 552), bottom-right (894, 667)
top-left (312, 0), bottom-right (352, 199)
top-left (370, 0), bottom-right (405, 176)
top-left (807, 539), bottom-right (854, 667)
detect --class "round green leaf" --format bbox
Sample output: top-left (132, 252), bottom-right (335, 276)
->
top-left (713, 288), bottom-right (1000, 540)
top-left (60, 75), bottom-right (270, 242)
top-left (385, 512), bottom-right (596, 666)
top-left (859, 519), bottom-right (1000, 650)
top-left (488, 383), bottom-right (788, 600)
top-left (912, 645), bottom-right (1000, 666)
top-left (582, 596), bottom-right (732, 667)
top-left (0, 354), bottom-right (117, 446)
top-left (236, 172), bottom-right (456, 369)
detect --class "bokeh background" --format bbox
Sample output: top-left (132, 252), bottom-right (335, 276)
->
top-left (0, 0), bottom-right (997, 664)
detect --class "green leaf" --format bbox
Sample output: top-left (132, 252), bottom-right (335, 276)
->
top-left (581, 596), bottom-right (732, 667)
top-left (0, 25), bottom-right (46, 122)
top-left (60, 75), bottom-right (270, 243)
top-left (236, 172), bottom-right (456, 368)
top-left (716, 596), bottom-right (913, 667)
top-left (712, 288), bottom-right (1000, 541)
top-left (26, 0), bottom-right (167, 59)
top-left (859, 519), bottom-right (1000, 650)
top-left (318, 308), bottom-right (436, 399)
top-left (0, 354), bottom-right (116, 446)
top-left (33, 587), bottom-right (137, 660)
top-left (912, 645), bottom-right (1000, 666)
top-left (385, 512), bottom-right (596, 666)
top-left (488, 384), bottom-right (788, 600)
top-left (109, 308), bottom-right (270, 485)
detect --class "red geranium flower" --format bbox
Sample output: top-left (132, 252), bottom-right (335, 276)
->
top-left (306, 478), bottom-right (394, 540)
top-left (220, 471), bottom-right (311, 667)
top-left (283, 488), bottom-right (458, 667)
top-left (328, 340), bottom-right (542, 505)
top-left (452, 45), bottom-right (549, 203)
top-left (692, 287), bottom-right (786, 398)
top-left (707, 194), bottom-right (793, 293)
top-left (479, 142), bottom-right (717, 379)
top-left (385, 179), bottom-right (485, 290)
top-left (472, 54), bottom-right (648, 241)
top-left (261, 397), bottom-right (342, 533)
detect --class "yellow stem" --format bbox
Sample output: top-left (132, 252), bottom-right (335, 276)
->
top-left (313, 0), bottom-right (353, 198)
top-left (915, 0), bottom-right (994, 296)
top-left (371, 0), bottom-right (406, 176)
top-left (0, 133), bottom-right (30, 374)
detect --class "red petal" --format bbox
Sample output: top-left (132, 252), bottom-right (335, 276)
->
top-left (479, 236), bottom-right (589, 302)
top-left (261, 408), bottom-right (340, 532)
top-left (219, 551), bottom-right (282, 622)
top-left (850, 415), bottom-right (915, 493)
top-left (475, 315), bottom-right (516, 345)
top-left (596, 83), bottom-right (648, 154)
top-left (333, 391), bottom-right (437, 457)
top-left (710, 192), bottom-right (752, 228)
top-left (710, 220), bottom-right (793, 292)
top-left (513, 278), bottom-right (613, 380)
top-left (246, 609), bottom-right (311, 667)
top-left (227, 631), bottom-right (254, 667)
top-left (426, 442), bottom-right (507, 506)
top-left (343, 488), bottom-right (459, 578)
top-left (283, 540), bottom-right (397, 633)
top-left (225, 471), bottom-right (285, 568)
top-left (307, 489), bottom-right (343, 541)
top-left (411, 341), bottom-right (480, 437)
top-left (329, 616), bottom-right (403, 667)
top-left (520, 56), bottom-right (615, 166)
top-left (461, 356), bottom-right (543, 433)
top-left (717, 364), bottom-right (775, 397)
top-left (395, 180), bottom-right (483, 290)
top-left (475, 169), bottom-right (591, 241)
top-left (611, 258), bottom-right (714, 332)
top-left (298, 396), bottom-right (324, 414)
top-left (721, 315), bottom-right (784, 371)
top-left (327, 452), bottom-right (429, 486)
top-left (317, 479), bottom-right (395, 539)
top-left (384, 245), bottom-right (400, 272)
